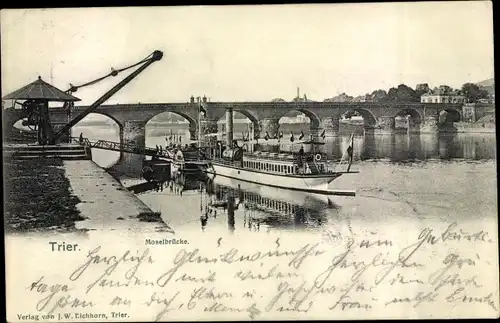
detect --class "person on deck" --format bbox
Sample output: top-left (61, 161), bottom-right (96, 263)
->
top-left (297, 146), bottom-right (305, 169)
top-left (79, 133), bottom-right (84, 144)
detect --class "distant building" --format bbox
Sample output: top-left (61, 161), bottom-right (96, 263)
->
top-left (420, 86), bottom-right (466, 103)
top-left (280, 114), bottom-right (310, 124)
top-left (352, 94), bottom-right (373, 102)
top-left (324, 93), bottom-right (354, 102)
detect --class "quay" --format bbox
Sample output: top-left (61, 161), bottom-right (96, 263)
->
top-left (63, 158), bottom-right (171, 233)
top-left (3, 143), bottom-right (172, 234)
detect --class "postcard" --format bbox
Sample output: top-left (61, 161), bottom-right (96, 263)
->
top-left (3, 2), bottom-right (498, 321)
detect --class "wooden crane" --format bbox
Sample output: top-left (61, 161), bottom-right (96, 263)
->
top-left (3, 50), bottom-right (163, 145)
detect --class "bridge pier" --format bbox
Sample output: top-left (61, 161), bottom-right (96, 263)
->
top-left (112, 121), bottom-right (146, 177)
top-left (321, 117), bottom-right (340, 137)
top-left (420, 115), bottom-right (440, 134)
top-left (376, 116), bottom-right (395, 135)
top-left (259, 117), bottom-right (280, 140)
top-left (406, 116), bottom-right (420, 134)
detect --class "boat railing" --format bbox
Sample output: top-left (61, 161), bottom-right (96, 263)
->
top-left (243, 151), bottom-right (329, 163)
top-left (211, 157), bottom-right (241, 167)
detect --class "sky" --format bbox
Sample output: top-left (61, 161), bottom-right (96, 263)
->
top-left (1, 2), bottom-right (495, 106)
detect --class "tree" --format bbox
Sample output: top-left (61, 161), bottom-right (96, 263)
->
top-left (396, 84), bottom-right (419, 102)
top-left (461, 83), bottom-right (489, 103)
top-left (371, 89), bottom-right (388, 102)
top-left (438, 85), bottom-right (453, 95)
top-left (387, 87), bottom-right (398, 102)
top-left (415, 83), bottom-right (430, 97)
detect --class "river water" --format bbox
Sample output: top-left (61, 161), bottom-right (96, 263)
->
top-left (70, 123), bottom-right (497, 238)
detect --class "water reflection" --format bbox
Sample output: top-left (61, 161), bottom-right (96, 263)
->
top-left (130, 173), bottom-right (341, 233)
top-left (353, 133), bottom-right (497, 161)
top-left (73, 123), bottom-right (496, 167)
top-left (127, 171), bottom-right (200, 196)
top-left (199, 176), bottom-right (338, 233)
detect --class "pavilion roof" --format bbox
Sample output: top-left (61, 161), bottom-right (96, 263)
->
top-left (2, 76), bottom-right (81, 102)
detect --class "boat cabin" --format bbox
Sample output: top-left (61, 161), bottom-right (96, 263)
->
top-left (241, 151), bottom-right (329, 175)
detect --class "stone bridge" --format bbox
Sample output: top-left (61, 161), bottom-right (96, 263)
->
top-left (3, 101), bottom-right (493, 175)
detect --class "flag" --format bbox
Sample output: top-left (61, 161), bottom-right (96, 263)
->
top-left (290, 132), bottom-right (295, 142)
top-left (321, 129), bottom-right (326, 139)
top-left (298, 131), bottom-right (304, 140)
top-left (264, 132), bottom-right (270, 140)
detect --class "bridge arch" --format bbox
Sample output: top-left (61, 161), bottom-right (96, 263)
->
top-left (145, 111), bottom-right (197, 146)
top-left (439, 108), bottom-right (461, 122)
top-left (232, 108), bottom-right (259, 126)
top-left (275, 108), bottom-right (321, 129)
top-left (72, 113), bottom-right (121, 167)
top-left (79, 111), bottom-right (124, 130)
top-left (394, 108), bottom-right (424, 125)
top-left (393, 108), bottom-right (423, 124)
top-left (339, 107), bottom-right (377, 126)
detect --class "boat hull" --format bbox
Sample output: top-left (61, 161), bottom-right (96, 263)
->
top-left (210, 175), bottom-right (333, 207)
top-left (207, 163), bottom-right (341, 192)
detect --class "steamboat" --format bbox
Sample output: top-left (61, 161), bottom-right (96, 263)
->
top-left (203, 109), bottom-right (358, 194)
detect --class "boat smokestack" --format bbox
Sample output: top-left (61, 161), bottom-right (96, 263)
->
top-left (226, 107), bottom-right (234, 147)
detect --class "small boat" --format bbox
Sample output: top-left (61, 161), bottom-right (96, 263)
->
top-left (205, 134), bottom-right (358, 194)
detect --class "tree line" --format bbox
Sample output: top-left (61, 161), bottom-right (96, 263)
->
top-left (330, 82), bottom-right (491, 103)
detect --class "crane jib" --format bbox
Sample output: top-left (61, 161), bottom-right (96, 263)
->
top-left (49, 50), bottom-right (163, 144)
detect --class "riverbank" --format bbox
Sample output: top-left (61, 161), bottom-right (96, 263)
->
top-left (4, 158), bottom-right (84, 233)
top-left (4, 156), bottom-right (173, 234)
top-left (63, 160), bottom-right (173, 233)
